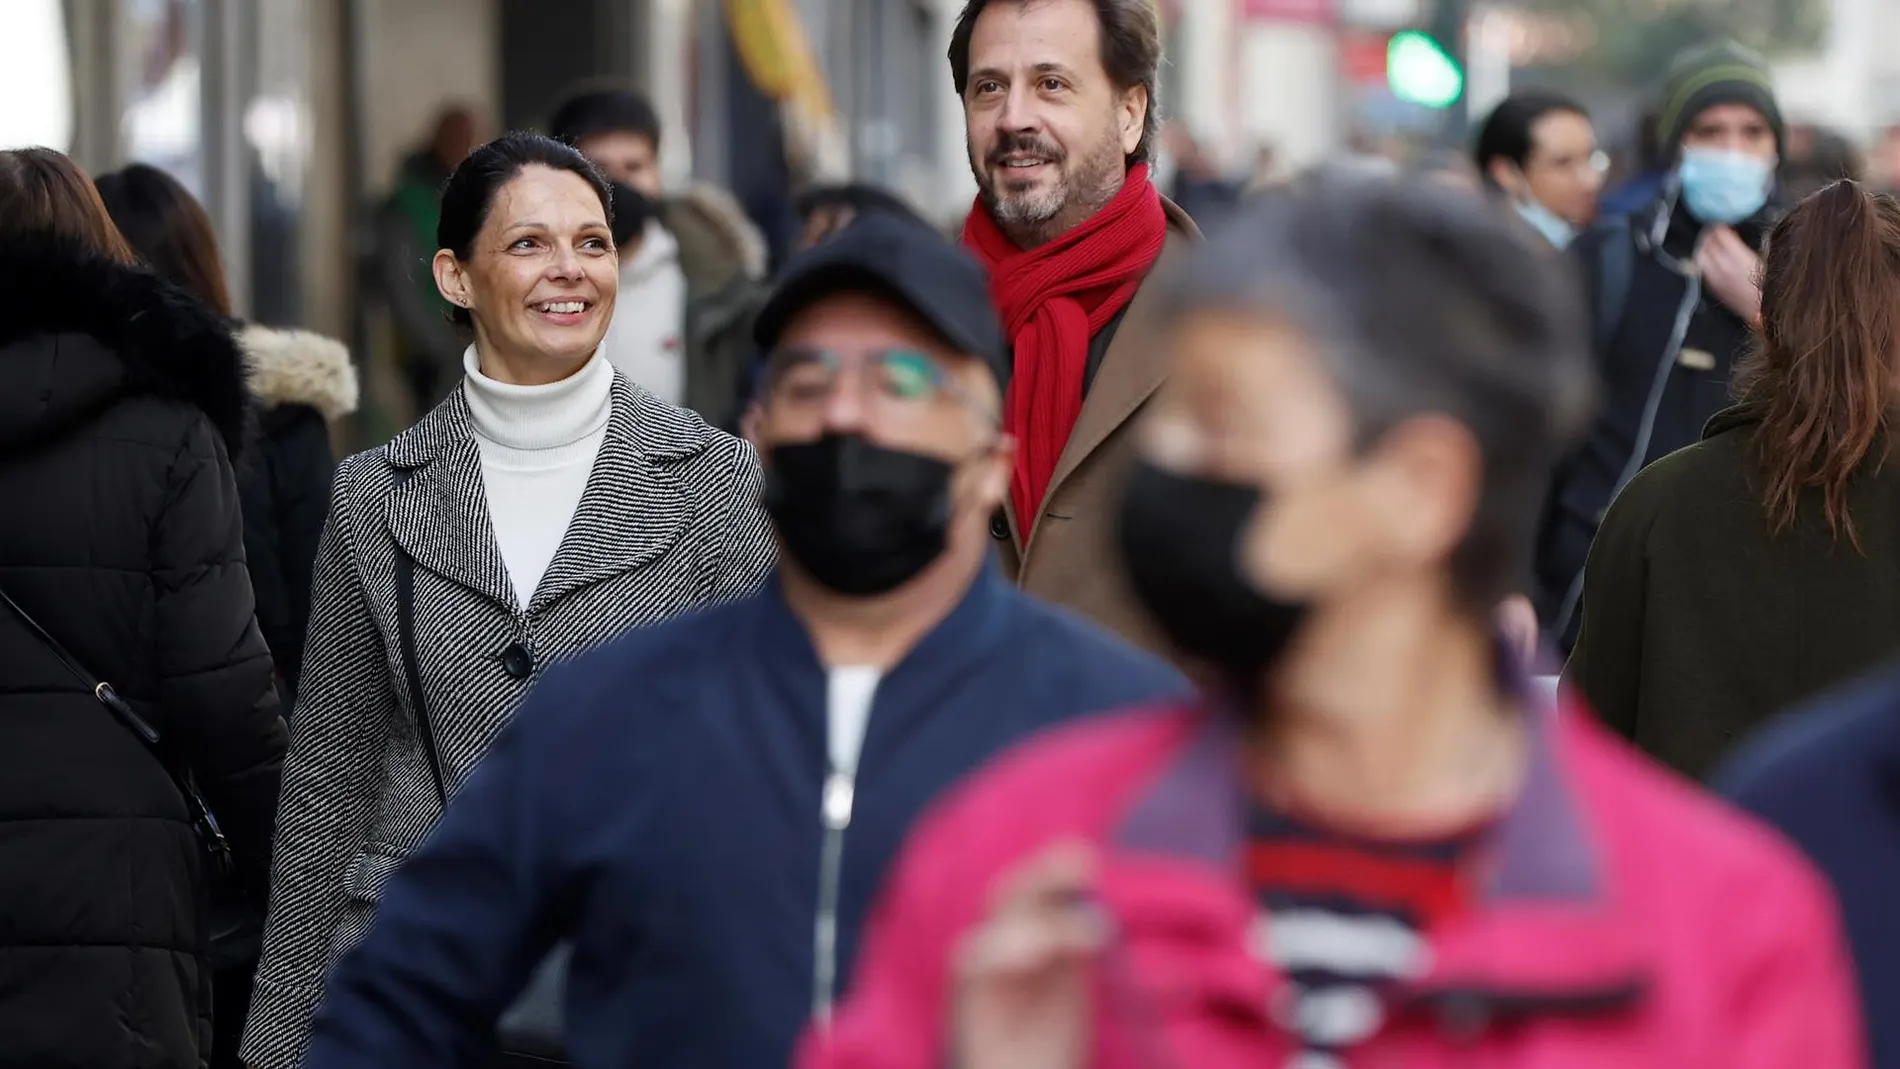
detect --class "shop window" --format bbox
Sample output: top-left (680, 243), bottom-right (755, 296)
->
top-left (122, 0), bottom-right (206, 196)
top-left (0, 0), bottom-right (75, 151)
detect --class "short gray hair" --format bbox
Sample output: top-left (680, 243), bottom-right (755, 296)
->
top-left (1158, 179), bottom-right (1597, 612)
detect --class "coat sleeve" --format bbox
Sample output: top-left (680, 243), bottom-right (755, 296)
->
top-left (239, 441), bottom-right (290, 697)
top-left (699, 437), bottom-right (777, 603)
top-left (270, 407), bottom-right (339, 696)
top-left (302, 661), bottom-right (592, 1069)
top-left (1716, 847), bottom-right (1868, 1069)
top-left (1560, 479), bottom-right (1653, 741)
top-left (241, 457), bottom-right (395, 1069)
top-left (152, 416), bottom-right (289, 897)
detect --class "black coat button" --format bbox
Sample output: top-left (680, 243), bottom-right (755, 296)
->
top-left (990, 513), bottom-right (1011, 541)
top-left (499, 642), bottom-right (535, 680)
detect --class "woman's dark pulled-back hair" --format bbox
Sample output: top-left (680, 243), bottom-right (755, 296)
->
top-left (1472, 89), bottom-right (1589, 183)
top-left (95, 163), bottom-right (234, 318)
top-left (1734, 179), bottom-right (1900, 547)
top-left (1160, 177), bottom-right (1597, 615)
top-left (948, 0), bottom-right (1162, 165)
top-left (437, 132), bottom-right (614, 326)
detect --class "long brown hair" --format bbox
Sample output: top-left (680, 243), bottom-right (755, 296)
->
top-left (1734, 179), bottom-right (1900, 546)
top-left (0, 147), bottom-right (138, 265)
top-left (94, 164), bottom-right (234, 317)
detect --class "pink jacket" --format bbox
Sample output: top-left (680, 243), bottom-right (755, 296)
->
top-left (802, 696), bottom-right (1866, 1069)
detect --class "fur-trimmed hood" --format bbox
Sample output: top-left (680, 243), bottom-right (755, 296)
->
top-left (0, 235), bottom-right (250, 459)
top-left (241, 324), bottom-right (359, 420)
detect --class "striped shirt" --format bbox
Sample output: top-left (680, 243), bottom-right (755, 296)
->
top-left (1245, 803), bottom-right (1488, 1068)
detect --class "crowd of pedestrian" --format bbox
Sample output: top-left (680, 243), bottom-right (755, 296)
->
top-left (3, 0), bottom-right (1898, 1067)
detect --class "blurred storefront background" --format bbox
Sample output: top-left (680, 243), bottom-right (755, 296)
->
top-left (3, 0), bottom-right (1882, 444)
top-left (5, 0), bottom-right (313, 325)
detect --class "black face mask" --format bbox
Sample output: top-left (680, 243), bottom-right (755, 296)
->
top-left (608, 181), bottom-right (654, 248)
top-left (1117, 459), bottom-right (1311, 685)
top-left (764, 434), bottom-right (957, 596)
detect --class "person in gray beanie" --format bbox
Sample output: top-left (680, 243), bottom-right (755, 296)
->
top-left (1534, 39), bottom-right (1784, 656)
top-left (1653, 40), bottom-right (1784, 162)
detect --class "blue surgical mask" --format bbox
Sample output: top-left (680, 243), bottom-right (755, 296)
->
top-left (1515, 198), bottom-right (1577, 249)
top-left (1678, 148), bottom-right (1775, 225)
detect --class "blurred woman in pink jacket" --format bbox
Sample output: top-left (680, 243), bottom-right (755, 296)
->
top-left (802, 179), bottom-right (1864, 1069)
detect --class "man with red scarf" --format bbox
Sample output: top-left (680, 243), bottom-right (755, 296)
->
top-left (952, 0), bottom-right (1201, 653)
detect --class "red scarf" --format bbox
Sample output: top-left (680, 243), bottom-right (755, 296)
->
top-left (963, 163), bottom-right (1167, 537)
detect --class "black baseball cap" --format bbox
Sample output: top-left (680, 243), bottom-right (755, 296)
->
top-left (752, 212), bottom-right (1009, 388)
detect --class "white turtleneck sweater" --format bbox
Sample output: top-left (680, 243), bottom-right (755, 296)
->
top-left (461, 345), bottom-right (613, 610)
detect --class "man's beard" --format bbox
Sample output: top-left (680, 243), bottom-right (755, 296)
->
top-left (972, 125), bottom-right (1128, 246)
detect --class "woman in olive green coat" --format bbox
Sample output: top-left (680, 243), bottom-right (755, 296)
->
top-left (1567, 180), bottom-right (1900, 779)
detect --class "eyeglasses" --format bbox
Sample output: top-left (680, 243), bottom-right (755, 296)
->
top-left (762, 346), bottom-right (996, 424)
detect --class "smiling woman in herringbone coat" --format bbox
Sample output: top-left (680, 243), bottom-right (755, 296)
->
top-left (238, 133), bottom-right (776, 1069)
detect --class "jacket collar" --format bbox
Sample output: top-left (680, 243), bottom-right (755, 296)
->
top-left (382, 364), bottom-right (713, 470)
top-left (379, 372), bottom-right (705, 613)
top-left (753, 553), bottom-right (1011, 667)
top-left (1111, 654), bottom-right (1649, 1018)
top-left (1702, 401), bottom-right (1764, 441)
top-left (0, 233), bottom-right (251, 459)
top-left (748, 554), bottom-right (1015, 756)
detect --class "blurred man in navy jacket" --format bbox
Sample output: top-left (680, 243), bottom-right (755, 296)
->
top-left (301, 213), bottom-right (1187, 1069)
top-left (1719, 667), bottom-right (1900, 1069)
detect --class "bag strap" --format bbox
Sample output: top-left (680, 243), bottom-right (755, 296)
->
top-left (0, 582), bottom-right (159, 743)
top-left (394, 523), bottom-right (450, 815)
top-left (0, 578), bottom-right (235, 872)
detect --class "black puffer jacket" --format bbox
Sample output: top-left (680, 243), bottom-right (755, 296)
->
top-left (0, 238), bottom-right (289, 1069)
top-left (238, 325), bottom-right (357, 703)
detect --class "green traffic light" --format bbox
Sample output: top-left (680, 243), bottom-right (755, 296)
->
top-left (1387, 31), bottom-right (1463, 109)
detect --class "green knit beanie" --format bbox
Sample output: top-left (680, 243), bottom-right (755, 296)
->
top-left (1654, 40), bottom-right (1783, 160)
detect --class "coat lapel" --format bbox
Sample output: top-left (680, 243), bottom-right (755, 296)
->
top-left (527, 377), bottom-right (690, 613)
top-left (382, 390), bottom-right (518, 612)
top-left (1021, 201), bottom-right (1200, 559)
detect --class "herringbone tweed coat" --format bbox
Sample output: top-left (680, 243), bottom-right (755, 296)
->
top-left (239, 373), bottom-right (774, 1068)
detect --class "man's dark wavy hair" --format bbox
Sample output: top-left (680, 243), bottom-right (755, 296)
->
top-left (947, 0), bottom-right (1162, 165)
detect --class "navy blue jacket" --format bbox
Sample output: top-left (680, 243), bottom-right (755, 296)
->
top-left (1716, 664), bottom-right (1900, 1068)
top-left (303, 562), bottom-right (1186, 1069)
